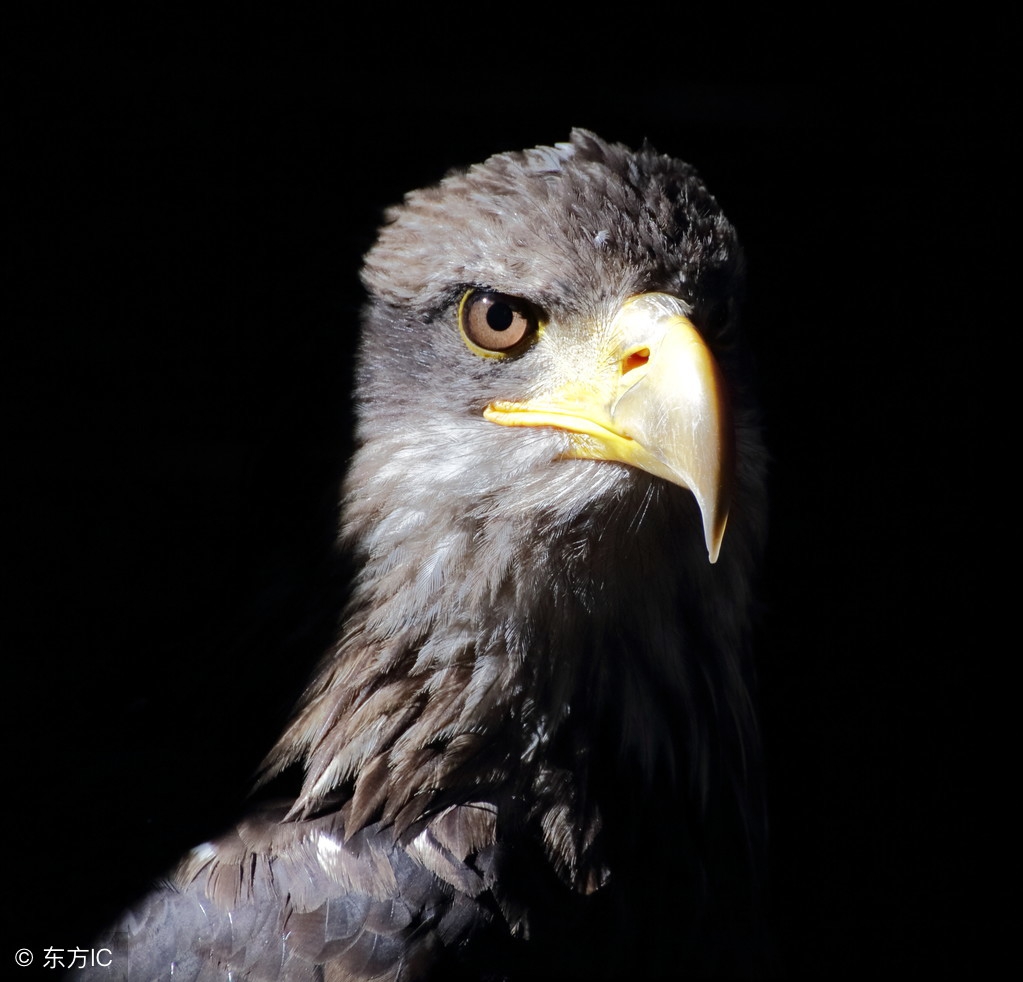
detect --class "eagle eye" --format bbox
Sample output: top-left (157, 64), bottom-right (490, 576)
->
top-left (458, 290), bottom-right (539, 357)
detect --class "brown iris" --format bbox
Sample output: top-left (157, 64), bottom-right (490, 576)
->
top-left (459, 290), bottom-right (539, 356)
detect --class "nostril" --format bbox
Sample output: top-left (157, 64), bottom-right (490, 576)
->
top-left (621, 347), bottom-right (650, 375)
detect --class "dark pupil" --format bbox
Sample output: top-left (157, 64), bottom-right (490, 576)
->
top-left (486, 302), bottom-right (514, 332)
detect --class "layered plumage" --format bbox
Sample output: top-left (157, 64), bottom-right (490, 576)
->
top-left (78, 130), bottom-right (767, 980)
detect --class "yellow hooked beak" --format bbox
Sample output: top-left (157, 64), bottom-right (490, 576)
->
top-left (484, 293), bottom-right (733, 562)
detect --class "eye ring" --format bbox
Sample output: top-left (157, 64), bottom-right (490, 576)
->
top-left (458, 289), bottom-right (540, 357)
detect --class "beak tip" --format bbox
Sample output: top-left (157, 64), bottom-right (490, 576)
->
top-left (704, 510), bottom-right (728, 565)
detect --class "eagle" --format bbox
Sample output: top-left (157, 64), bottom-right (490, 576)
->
top-left (76, 130), bottom-right (767, 981)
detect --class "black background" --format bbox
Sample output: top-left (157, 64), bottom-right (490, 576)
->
top-left (11, 11), bottom-right (999, 978)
